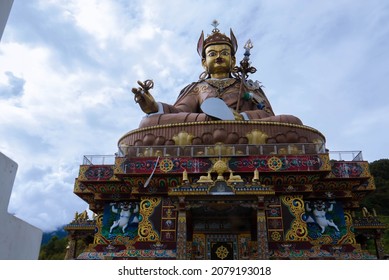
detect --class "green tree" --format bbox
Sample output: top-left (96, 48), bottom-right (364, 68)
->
top-left (39, 236), bottom-right (68, 260)
top-left (362, 159), bottom-right (389, 215)
top-left (360, 159), bottom-right (389, 256)
top-left (369, 159), bottom-right (389, 180)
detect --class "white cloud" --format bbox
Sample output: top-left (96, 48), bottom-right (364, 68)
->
top-left (0, 71), bottom-right (25, 99)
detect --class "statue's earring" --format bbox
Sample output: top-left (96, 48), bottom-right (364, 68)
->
top-left (199, 67), bottom-right (209, 80)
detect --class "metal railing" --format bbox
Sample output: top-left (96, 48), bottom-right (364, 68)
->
top-left (83, 155), bottom-right (116, 165)
top-left (82, 146), bottom-right (365, 166)
top-left (118, 142), bottom-right (327, 158)
top-left (328, 151), bottom-right (363, 161)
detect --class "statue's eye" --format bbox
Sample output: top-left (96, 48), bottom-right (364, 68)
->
top-left (207, 51), bottom-right (216, 57)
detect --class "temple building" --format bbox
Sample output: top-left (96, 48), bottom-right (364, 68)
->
top-left (65, 23), bottom-right (386, 260)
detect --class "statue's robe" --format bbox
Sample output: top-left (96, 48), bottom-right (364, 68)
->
top-left (139, 78), bottom-right (302, 128)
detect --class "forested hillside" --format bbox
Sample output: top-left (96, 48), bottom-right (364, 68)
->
top-left (362, 159), bottom-right (389, 215)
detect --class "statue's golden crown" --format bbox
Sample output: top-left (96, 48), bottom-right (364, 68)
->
top-left (197, 20), bottom-right (238, 58)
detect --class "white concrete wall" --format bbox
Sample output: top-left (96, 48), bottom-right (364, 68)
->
top-left (0, 152), bottom-right (43, 260)
top-left (0, 0), bottom-right (14, 41)
top-left (1, 1), bottom-right (43, 260)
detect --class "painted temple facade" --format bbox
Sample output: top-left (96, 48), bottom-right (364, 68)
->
top-left (65, 121), bottom-right (386, 260)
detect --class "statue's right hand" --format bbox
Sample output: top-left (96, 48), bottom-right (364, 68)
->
top-left (131, 80), bottom-right (159, 114)
top-left (132, 87), bottom-right (144, 103)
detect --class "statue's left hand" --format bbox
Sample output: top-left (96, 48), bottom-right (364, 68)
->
top-left (232, 110), bottom-right (244, 121)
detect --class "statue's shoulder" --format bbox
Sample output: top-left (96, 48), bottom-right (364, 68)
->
top-left (181, 81), bottom-right (202, 91)
top-left (177, 81), bottom-right (203, 99)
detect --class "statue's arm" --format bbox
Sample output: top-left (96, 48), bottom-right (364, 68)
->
top-left (242, 87), bottom-right (303, 124)
top-left (250, 87), bottom-right (275, 116)
top-left (159, 82), bottom-right (200, 114)
top-left (241, 109), bottom-right (275, 120)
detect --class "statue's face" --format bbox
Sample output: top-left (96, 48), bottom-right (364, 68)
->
top-left (202, 44), bottom-right (236, 78)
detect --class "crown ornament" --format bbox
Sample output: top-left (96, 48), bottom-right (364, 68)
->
top-left (197, 20), bottom-right (238, 58)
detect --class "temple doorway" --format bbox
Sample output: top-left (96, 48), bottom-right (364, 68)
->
top-left (188, 201), bottom-right (257, 259)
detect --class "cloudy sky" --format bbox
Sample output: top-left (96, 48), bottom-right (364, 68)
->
top-left (1, 0), bottom-right (389, 232)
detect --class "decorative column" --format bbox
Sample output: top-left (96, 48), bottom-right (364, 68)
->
top-left (176, 196), bottom-right (187, 259)
top-left (374, 229), bottom-right (385, 259)
top-left (64, 233), bottom-right (77, 260)
top-left (257, 196), bottom-right (269, 259)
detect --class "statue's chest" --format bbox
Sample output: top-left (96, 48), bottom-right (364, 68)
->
top-left (197, 83), bottom-right (239, 105)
